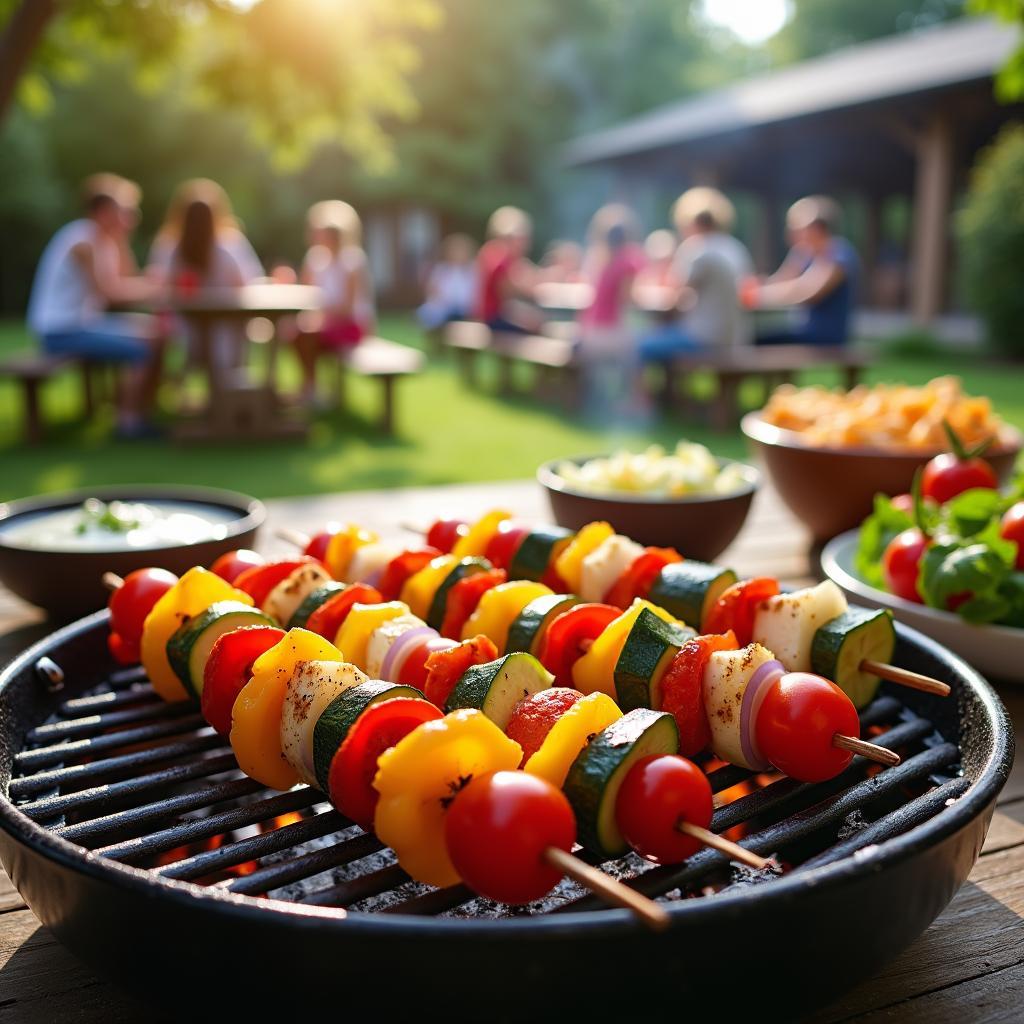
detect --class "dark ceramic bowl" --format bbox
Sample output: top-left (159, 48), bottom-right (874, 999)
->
top-left (741, 413), bottom-right (1023, 544)
top-left (0, 485), bottom-right (264, 621)
top-left (537, 455), bottom-right (758, 561)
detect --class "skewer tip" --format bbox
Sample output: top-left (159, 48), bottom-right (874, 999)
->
top-left (101, 571), bottom-right (124, 592)
top-left (860, 659), bottom-right (951, 698)
top-left (676, 821), bottom-right (772, 872)
top-left (833, 733), bottom-right (901, 767)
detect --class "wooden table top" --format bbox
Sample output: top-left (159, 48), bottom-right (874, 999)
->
top-left (170, 282), bottom-right (323, 317)
top-left (1, 479), bottom-right (1021, 1022)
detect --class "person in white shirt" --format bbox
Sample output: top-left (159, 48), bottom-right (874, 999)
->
top-left (417, 234), bottom-right (478, 329)
top-left (27, 173), bottom-right (165, 437)
top-left (637, 187), bottom-right (753, 360)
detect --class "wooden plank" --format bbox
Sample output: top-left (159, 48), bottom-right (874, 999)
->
top-left (0, 869), bottom-right (26, 913)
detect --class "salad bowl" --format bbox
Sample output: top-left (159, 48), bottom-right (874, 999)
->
top-left (821, 529), bottom-right (1024, 683)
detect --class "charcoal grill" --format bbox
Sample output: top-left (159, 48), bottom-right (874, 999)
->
top-left (0, 610), bottom-right (1013, 1018)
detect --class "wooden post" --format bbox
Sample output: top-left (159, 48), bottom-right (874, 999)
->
top-left (862, 196), bottom-right (882, 308)
top-left (909, 112), bottom-right (954, 323)
top-left (752, 195), bottom-right (779, 274)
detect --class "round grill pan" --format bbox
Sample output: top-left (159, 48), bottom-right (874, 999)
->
top-left (0, 611), bottom-right (1013, 1018)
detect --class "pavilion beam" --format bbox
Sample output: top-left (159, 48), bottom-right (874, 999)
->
top-left (909, 111), bottom-right (954, 323)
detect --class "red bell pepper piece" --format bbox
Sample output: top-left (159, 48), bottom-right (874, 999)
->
top-left (233, 559), bottom-right (314, 608)
top-left (304, 583), bottom-right (384, 640)
top-left (483, 522), bottom-right (530, 570)
top-left (603, 547), bottom-right (682, 609)
top-left (201, 625), bottom-right (286, 735)
top-left (537, 603), bottom-right (621, 688)
top-left (425, 519), bottom-right (468, 553)
top-left (439, 568), bottom-right (508, 639)
top-left (702, 577), bottom-right (780, 645)
top-left (377, 547), bottom-right (442, 601)
top-left (423, 635), bottom-right (500, 708)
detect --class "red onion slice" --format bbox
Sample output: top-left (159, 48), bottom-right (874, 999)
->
top-left (380, 625), bottom-right (438, 682)
top-left (739, 659), bottom-right (786, 772)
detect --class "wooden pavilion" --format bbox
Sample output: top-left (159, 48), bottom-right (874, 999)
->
top-left (563, 17), bottom-right (1022, 323)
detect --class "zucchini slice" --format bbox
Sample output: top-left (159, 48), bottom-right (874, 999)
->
top-left (811, 607), bottom-right (897, 710)
top-left (505, 593), bottom-right (580, 654)
top-left (444, 652), bottom-right (554, 728)
top-left (287, 581), bottom-right (346, 630)
top-left (425, 556), bottom-right (492, 631)
top-left (564, 708), bottom-right (679, 858)
top-left (508, 526), bottom-right (573, 582)
top-left (614, 607), bottom-right (695, 712)
top-left (167, 601), bottom-right (274, 698)
top-left (312, 680), bottom-right (424, 791)
top-left (649, 561), bottom-right (737, 630)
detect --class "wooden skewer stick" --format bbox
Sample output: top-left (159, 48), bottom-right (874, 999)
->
top-left (543, 846), bottom-right (670, 932)
top-left (275, 526), bottom-right (311, 549)
top-left (676, 821), bottom-right (772, 870)
top-left (861, 659), bottom-right (951, 697)
top-left (102, 572), bottom-right (124, 592)
top-left (399, 521), bottom-right (427, 535)
top-left (833, 733), bottom-right (901, 766)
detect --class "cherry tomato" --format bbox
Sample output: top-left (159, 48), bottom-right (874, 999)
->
top-left (439, 568), bottom-right (507, 639)
top-left (615, 755), bottom-right (713, 864)
top-left (304, 583), bottom-right (383, 640)
top-left (423, 635), bottom-right (499, 708)
top-left (882, 528), bottom-right (930, 603)
top-left (506, 688), bottom-right (583, 764)
top-left (921, 452), bottom-right (997, 505)
top-left (703, 577), bottom-right (780, 644)
top-left (201, 625), bottom-right (285, 735)
top-left (483, 520), bottom-right (530, 570)
top-left (209, 549), bottom-right (264, 584)
top-left (108, 567), bottom-right (178, 646)
top-left (233, 559), bottom-right (311, 608)
top-left (328, 696), bottom-right (442, 829)
top-left (444, 771), bottom-right (575, 905)
top-left (377, 547), bottom-right (442, 601)
top-left (756, 672), bottom-right (860, 782)
top-left (659, 631), bottom-right (736, 756)
top-left (425, 518), bottom-right (469, 553)
top-left (303, 525), bottom-right (341, 563)
top-left (537, 603), bottom-right (621, 687)
top-left (1001, 502), bottom-right (1024, 570)
top-left (603, 547), bottom-right (682, 609)
top-left (107, 631), bottom-right (140, 665)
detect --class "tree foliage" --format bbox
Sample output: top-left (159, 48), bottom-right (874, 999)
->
top-left (970, 0), bottom-right (1024, 100)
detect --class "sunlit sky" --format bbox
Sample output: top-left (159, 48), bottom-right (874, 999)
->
top-left (701, 0), bottom-right (792, 45)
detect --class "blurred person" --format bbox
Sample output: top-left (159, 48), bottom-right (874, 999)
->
top-left (417, 233), bottom-right (477, 329)
top-left (294, 200), bottom-right (375, 403)
top-left (474, 206), bottom-right (543, 334)
top-left (635, 229), bottom-right (678, 288)
top-left (539, 240), bottom-right (584, 284)
top-left (149, 178), bottom-right (263, 283)
top-left (637, 187), bottom-right (753, 361)
top-left (27, 173), bottom-right (165, 438)
top-left (750, 195), bottom-right (859, 347)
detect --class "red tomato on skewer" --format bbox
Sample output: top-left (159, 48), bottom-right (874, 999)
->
top-left (209, 549), bottom-right (264, 584)
top-left (107, 567), bottom-right (178, 664)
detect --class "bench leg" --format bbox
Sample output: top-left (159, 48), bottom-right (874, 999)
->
top-left (379, 375), bottom-right (396, 435)
top-left (22, 379), bottom-right (43, 445)
top-left (843, 364), bottom-right (861, 390)
top-left (456, 349), bottom-right (477, 387)
top-left (80, 361), bottom-right (96, 418)
top-left (712, 373), bottom-right (741, 431)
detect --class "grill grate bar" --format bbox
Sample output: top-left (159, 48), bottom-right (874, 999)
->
top-left (59, 685), bottom-right (159, 715)
top-left (56, 776), bottom-right (267, 846)
top-left (8, 733), bottom-right (226, 799)
top-left (25, 701), bottom-right (197, 743)
top-left (220, 831), bottom-right (384, 896)
top-left (14, 714), bottom-right (209, 770)
top-left (157, 810), bottom-right (348, 881)
top-left (18, 751), bottom-right (238, 822)
top-left (98, 786), bottom-right (323, 863)
top-left (857, 695), bottom-right (903, 727)
top-left (383, 883), bottom-right (474, 916)
top-left (795, 775), bottom-right (972, 874)
top-left (302, 864), bottom-right (409, 907)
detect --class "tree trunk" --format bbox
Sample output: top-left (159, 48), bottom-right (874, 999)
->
top-left (0, 0), bottom-right (59, 121)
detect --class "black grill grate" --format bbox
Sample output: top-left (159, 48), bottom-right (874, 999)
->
top-left (4, 657), bottom-right (961, 918)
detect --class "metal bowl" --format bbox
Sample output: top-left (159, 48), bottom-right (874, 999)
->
top-left (0, 485), bottom-right (264, 620)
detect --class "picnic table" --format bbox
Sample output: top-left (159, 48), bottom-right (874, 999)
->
top-left (0, 478), bottom-right (1022, 1022)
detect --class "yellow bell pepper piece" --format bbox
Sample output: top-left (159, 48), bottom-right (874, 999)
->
top-left (373, 708), bottom-right (522, 887)
top-left (230, 628), bottom-right (342, 790)
top-left (325, 525), bottom-right (379, 580)
top-left (141, 567), bottom-right (252, 703)
top-left (571, 598), bottom-right (685, 698)
top-left (400, 555), bottom-right (457, 620)
top-left (525, 692), bottom-right (623, 787)
top-left (334, 601), bottom-right (409, 671)
top-left (554, 521), bottom-right (614, 592)
top-left (452, 509), bottom-right (510, 559)
top-left (460, 580), bottom-right (552, 650)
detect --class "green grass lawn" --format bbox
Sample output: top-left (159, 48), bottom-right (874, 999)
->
top-left (1, 315), bottom-right (1022, 503)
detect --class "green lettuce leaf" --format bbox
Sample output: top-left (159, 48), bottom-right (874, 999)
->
top-left (856, 494), bottom-right (913, 589)
top-left (918, 541), bottom-right (1013, 623)
top-left (939, 487), bottom-right (1006, 538)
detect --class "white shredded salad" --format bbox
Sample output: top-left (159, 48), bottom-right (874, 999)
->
top-left (553, 442), bottom-right (748, 498)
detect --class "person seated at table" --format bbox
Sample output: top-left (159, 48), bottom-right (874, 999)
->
top-left (294, 200), bottom-right (376, 403)
top-left (474, 206), bottom-right (543, 335)
top-left (637, 187), bottom-right (753, 362)
top-left (539, 240), bottom-right (585, 284)
top-left (750, 195), bottom-right (859, 347)
top-left (148, 179), bottom-right (263, 284)
top-left (27, 173), bottom-right (165, 438)
top-left (417, 233), bottom-right (477, 330)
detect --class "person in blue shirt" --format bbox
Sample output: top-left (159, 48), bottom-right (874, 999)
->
top-left (750, 196), bottom-right (858, 347)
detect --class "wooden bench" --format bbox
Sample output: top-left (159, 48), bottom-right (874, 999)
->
top-left (338, 337), bottom-right (424, 435)
top-left (0, 354), bottom-right (81, 444)
top-left (443, 321), bottom-right (581, 404)
top-left (658, 344), bottom-right (873, 430)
